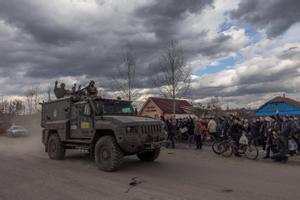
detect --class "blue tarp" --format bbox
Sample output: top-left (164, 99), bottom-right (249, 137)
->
top-left (256, 102), bottom-right (300, 116)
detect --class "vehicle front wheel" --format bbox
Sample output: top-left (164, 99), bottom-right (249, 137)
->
top-left (137, 148), bottom-right (160, 162)
top-left (47, 134), bottom-right (65, 160)
top-left (94, 136), bottom-right (124, 172)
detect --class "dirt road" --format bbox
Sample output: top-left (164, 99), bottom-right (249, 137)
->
top-left (0, 134), bottom-right (300, 200)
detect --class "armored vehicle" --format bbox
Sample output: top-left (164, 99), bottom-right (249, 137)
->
top-left (41, 95), bottom-right (165, 171)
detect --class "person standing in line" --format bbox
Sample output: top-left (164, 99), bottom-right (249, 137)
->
top-left (167, 117), bottom-right (177, 148)
top-left (194, 119), bottom-right (204, 150)
top-left (187, 118), bottom-right (195, 148)
top-left (208, 117), bottom-right (217, 139)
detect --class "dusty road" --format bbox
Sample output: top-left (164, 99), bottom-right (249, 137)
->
top-left (1, 133), bottom-right (300, 200)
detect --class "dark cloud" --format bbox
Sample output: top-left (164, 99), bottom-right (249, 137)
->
top-left (0, 1), bottom-right (84, 45)
top-left (230, 0), bottom-right (300, 37)
top-left (0, 0), bottom-right (220, 86)
top-left (189, 81), bottom-right (297, 100)
top-left (237, 64), bottom-right (300, 85)
top-left (135, 0), bottom-right (213, 40)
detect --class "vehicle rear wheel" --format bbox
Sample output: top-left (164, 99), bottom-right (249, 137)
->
top-left (47, 134), bottom-right (65, 160)
top-left (137, 148), bottom-right (160, 162)
top-left (94, 136), bottom-right (124, 172)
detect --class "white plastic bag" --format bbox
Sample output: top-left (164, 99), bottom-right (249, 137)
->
top-left (180, 127), bottom-right (188, 134)
top-left (288, 139), bottom-right (298, 151)
top-left (239, 133), bottom-right (248, 145)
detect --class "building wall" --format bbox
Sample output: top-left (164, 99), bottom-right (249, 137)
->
top-left (139, 100), bottom-right (163, 119)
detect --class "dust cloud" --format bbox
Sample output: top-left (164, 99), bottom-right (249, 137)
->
top-left (0, 114), bottom-right (44, 156)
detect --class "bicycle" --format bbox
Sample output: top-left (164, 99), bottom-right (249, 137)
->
top-left (212, 135), bottom-right (228, 155)
top-left (218, 134), bottom-right (259, 160)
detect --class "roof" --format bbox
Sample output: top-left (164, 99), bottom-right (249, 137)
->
top-left (258, 96), bottom-right (300, 110)
top-left (256, 96), bottom-right (300, 116)
top-left (144, 97), bottom-right (193, 114)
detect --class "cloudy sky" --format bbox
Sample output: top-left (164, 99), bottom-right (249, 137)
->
top-left (0, 0), bottom-right (299, 108)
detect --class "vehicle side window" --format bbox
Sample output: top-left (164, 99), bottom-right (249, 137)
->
top-left (83, 104), bottom-right (91, 116)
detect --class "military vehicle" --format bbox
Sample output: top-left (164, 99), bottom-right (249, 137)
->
top-left (41, 85), bottom-right (165, 172)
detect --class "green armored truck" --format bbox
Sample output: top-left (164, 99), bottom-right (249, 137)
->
top-left (41, 94), bottom-right (165, 172)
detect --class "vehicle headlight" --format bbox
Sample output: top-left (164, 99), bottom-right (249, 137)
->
top-left (126, 126), bottom-right (138, 133)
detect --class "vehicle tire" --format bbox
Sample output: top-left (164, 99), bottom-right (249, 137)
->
top-left (245, 144), bottom-right (259, 160)
top-left (220, 142), bottom-right (233, 157)
top-left (47, 134), bottom-right (65, 160)
top-left (94, 136), bottom-right (124, 172)
top-left (137, 148), bottom-right (160, 162)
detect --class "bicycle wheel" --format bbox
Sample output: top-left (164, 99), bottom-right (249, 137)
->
top-left (212, 141), bottom-right (224, 155)
top-left (220, 142), bottom-right (233, 157)
top-left (245, 144), bottom-right (259, 160)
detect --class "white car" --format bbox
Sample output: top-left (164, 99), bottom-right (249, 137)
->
top-left (6, 125), bottom-right (28, 137)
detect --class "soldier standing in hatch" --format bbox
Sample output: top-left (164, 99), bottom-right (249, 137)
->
top-left (86, 80), bottom-right (98, 96)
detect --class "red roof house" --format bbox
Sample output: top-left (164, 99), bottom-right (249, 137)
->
top-left (139, 97), bottom-right (194, 119)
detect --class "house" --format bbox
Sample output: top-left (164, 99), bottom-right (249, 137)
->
top-left (256, 96), bottom-right (300, 116)
top-left (139, 97), bottom-right (196, 119)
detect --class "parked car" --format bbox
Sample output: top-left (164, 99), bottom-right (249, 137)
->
top-left (6, 125), bottom-right (28, 137)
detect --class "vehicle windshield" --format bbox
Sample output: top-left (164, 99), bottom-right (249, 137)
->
top-left (102, 102), bottom-right (135, 115)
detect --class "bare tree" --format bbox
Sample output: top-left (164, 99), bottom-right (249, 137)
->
top-left (153, 41), bottom-right (191, 115)
top-left (46, 86), bottom-right (52, 101)
top-left (0, 100), bottom-right (9, 114)
top-left (112, 49), bottom-right (138, 101)
top-left (26, 88), bottom-right (35, 115)
top-left (26, 87), bottom-right (41, 114)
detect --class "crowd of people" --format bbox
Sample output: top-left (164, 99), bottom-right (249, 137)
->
top-left (161, 114), bottom-right (300, 161)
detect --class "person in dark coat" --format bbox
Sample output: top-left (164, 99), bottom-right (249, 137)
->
top-left (167, 118), bottom-right (177, 148)
top-left (228, 118), bottom-right (245, 156)
top-left (187, 118), bottom-right (195, 147)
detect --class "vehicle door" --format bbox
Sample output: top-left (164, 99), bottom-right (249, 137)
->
top-left (70, 102), bottom-right (93, 138)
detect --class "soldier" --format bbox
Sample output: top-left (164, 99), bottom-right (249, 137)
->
top-left (86, 80), bottom-right (98, 96)
top-left (54, 81), bottom-right (66, 99)
top-left (72, 83), bottom-right (77, 94)
top-left (54, 81), bottom-right (72, 98)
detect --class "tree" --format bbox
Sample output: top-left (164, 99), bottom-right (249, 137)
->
top-left (112, 49), bottom-right (138, 101)
top-left (153, 41), bottom-right (191, 115)
top-left (0, 99), bottom-right (25, 115)
top-left (26, 87), bottom-right (41, 114)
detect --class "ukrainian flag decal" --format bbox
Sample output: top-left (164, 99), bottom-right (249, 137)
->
top-left (81, 121), bottom-right (90, 129)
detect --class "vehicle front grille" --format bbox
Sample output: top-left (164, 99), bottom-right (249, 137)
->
top-left (141, 125), bottom-right (161, 134)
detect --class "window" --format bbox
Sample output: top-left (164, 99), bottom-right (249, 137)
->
top-left (103, 103), bottom-right (134, 114)
top-left (83, 104), bottom-right (91, 116)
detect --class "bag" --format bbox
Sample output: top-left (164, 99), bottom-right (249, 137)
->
top-left (180, 127), bottom-right (188, 134)
top-left (206, 135), bottom-right (211, 141)
top-left (288, 139), bottom-right (298, 151)
top-left (239, 133), bottom-right (248, 145)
